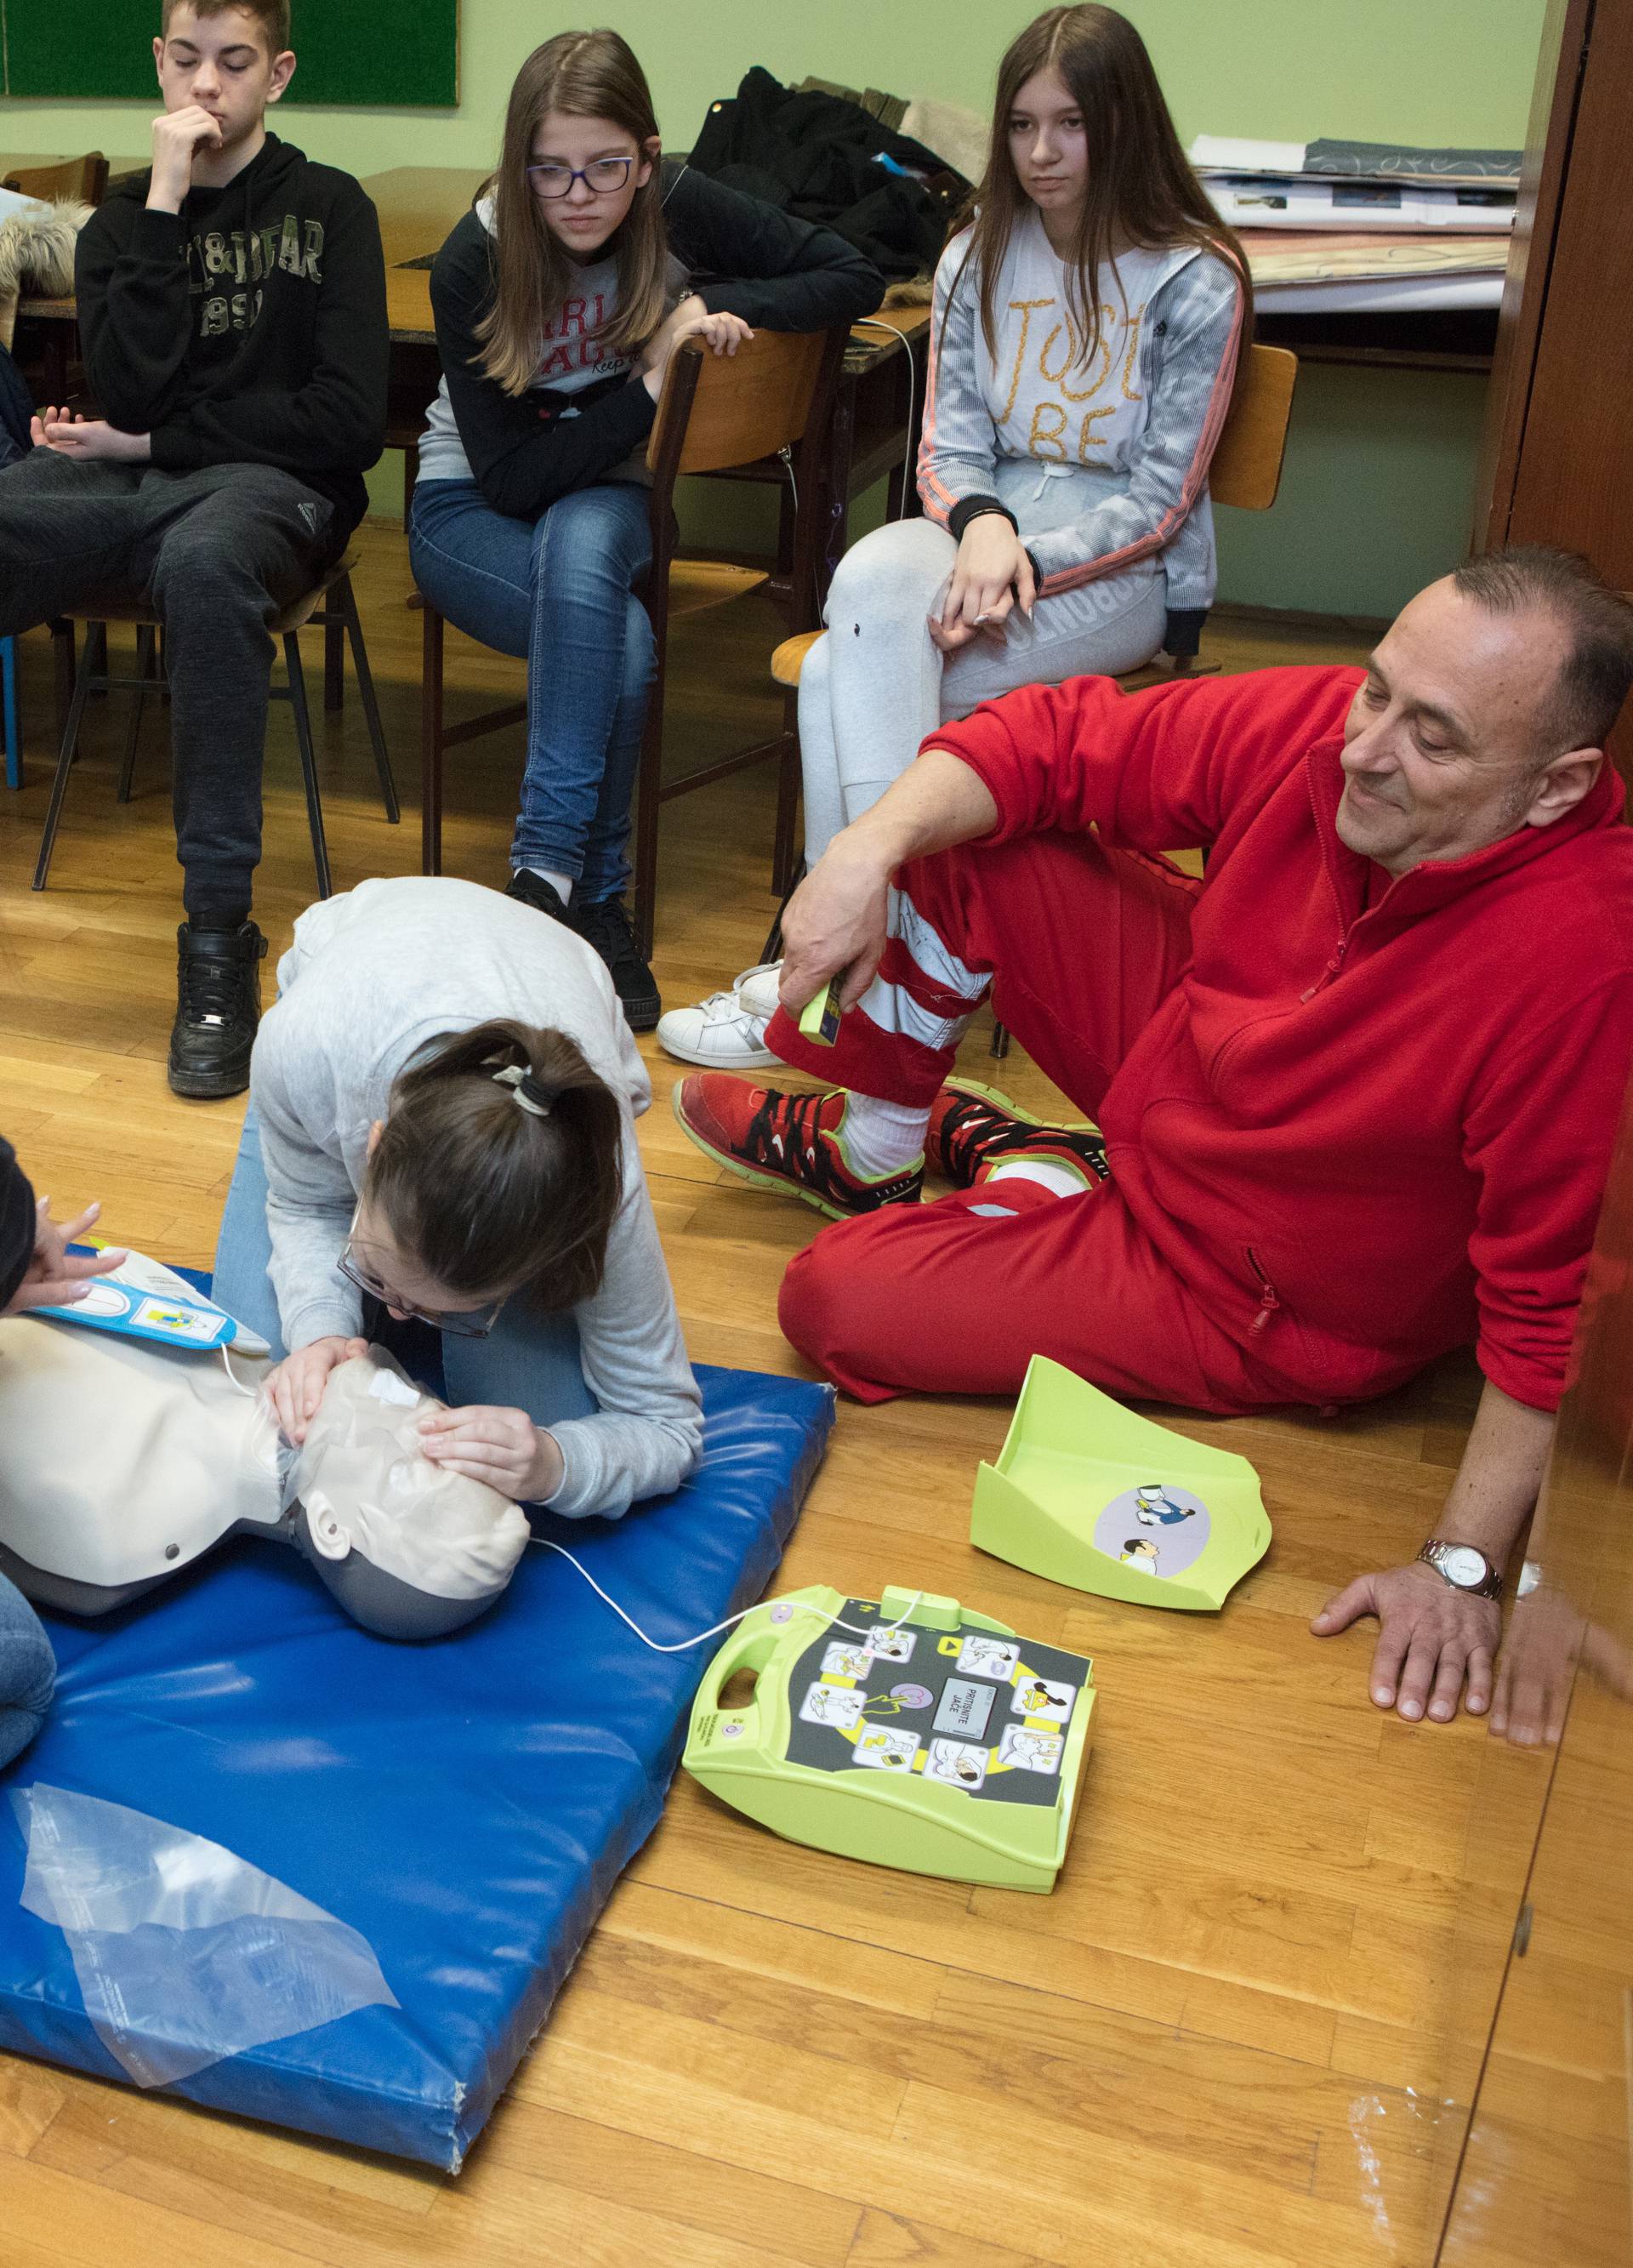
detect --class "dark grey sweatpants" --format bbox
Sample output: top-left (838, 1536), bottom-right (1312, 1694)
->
top-left (0, 454), bottom-right (340, 914)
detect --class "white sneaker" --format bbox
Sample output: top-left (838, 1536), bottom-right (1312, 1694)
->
top-left (737, 961), bottom-right (783, 1021)
top-left (657, 962), bottom-right (779, 1068)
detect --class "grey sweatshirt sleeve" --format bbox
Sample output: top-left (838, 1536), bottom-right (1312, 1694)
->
top-left (544, 1128), bottom-right (704, 1519)
top-left (253, 1062), bottom-right (366, 1351)
top-left (916, 232), bottom-right (1001, 529)
top-left (1026, 252), bottom-right (1245, 601)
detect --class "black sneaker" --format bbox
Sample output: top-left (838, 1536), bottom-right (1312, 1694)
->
top-left (505, 867), bottom-right (575, 927)
top-left (573, 894), bottom-right (662, 1032)
top-left (168, 920), bottom-right (268, 1100)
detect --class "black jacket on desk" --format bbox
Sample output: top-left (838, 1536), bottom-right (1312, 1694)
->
top-left (75, 135), bottom-right (390, 534)
top-left (429, 157), bottom-right (883, 523)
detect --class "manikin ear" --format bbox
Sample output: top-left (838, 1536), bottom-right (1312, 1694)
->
top-left (267, 49), bottom-right (297, 105)
top-left (303, 1490), bottom-right (351, 1563)
top-left (1522, 746), bottom-right (1604, 830)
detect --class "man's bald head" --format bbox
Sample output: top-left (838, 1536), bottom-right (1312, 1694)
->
top-left (1452, 545), bottom-right (1633, 763)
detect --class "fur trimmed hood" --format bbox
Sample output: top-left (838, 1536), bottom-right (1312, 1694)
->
top-left (0, 198), bottom-right (93, 347)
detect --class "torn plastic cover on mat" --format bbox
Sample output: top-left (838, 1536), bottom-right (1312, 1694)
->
top-left (10, 1784), bottom-right (398, 2088)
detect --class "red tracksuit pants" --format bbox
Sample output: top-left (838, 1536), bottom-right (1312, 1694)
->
top-left (765, 831), bottom-right (1312, 1411)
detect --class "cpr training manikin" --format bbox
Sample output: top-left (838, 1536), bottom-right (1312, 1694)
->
top-left (0, 1253), bottom-right (530, 1638)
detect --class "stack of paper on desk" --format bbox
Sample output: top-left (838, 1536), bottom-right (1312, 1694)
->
top-left (1191, 134), bottom-right (1518, 312)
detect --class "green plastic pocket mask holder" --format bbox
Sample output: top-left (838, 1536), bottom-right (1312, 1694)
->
top-left (971, 1356), bottom-right (1271, 1611)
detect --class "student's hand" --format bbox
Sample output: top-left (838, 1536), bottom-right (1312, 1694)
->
top-left (148, 104), bottom-right (223, 212)
top-left (418, 1405), bottom-right (565, 1503)
top-left (264, 1335), bottom-right (368, 1446)
top-left (31, 410), bottom-right (151, 462)
top-left (779, 835), bottom-right (893, 1017)
top-left (640, 294), bottom-right (754, 399)
top-left (1312, 1559), bottom-right (1501, 1724)
top-left (930, 518), bottom-right (1036, 654)
top-left (1, 1199), bottom-right (127, 1317)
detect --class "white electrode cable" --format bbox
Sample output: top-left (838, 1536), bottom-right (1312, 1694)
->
top-left (532, 1535), bottom-right (921, 1656)
top-left (219, 1343), bottom-right (257, 1397)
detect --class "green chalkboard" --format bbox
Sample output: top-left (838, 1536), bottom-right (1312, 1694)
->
top-left (3, 1), bottom-right (458, 106)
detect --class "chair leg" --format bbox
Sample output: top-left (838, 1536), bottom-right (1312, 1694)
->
top-left (337, 575), bottom-right (398, 823)
top-left (51, 618), bottom-right (75, 745)
top-left (990, 1018), bottom-right (1011, 1061)
top-left (324, 614), bottom-right (345, 712)
top-left (117, 624), bottom-right (159, 802)
top-left (2, 635), bottom-right (19, 791)
top-left (770, 687), bottom-right (802, 899)
top-left (421, 598), bottom-right (444, 875)
top-left (631, 692), bottom-right (664, 964)
top-left (33, 624), bottom-right (99, 891)
top-left (284, 631), bottom-right (333, 899)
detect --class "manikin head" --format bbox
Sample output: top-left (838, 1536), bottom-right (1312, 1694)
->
top-left (1336, 547), bottom-right (1633, 876)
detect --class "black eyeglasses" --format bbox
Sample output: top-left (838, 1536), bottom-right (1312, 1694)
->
top-left (339, 1216), bottom-right (504, 1338)
top-left (525, 157), bottom-right (634, 200)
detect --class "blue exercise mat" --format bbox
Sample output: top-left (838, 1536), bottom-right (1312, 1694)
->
top-left (0, 1361), bottom-right (834, 2168)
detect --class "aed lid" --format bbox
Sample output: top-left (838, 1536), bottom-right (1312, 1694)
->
top-left (971, 1355), bottom-right (1271, 1611)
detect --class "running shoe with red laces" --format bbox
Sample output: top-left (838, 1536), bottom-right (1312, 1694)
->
top-left (673, 1074), bottom-right (925, 1221)
top-left (926, 1076), bottom-right (1109, 1190)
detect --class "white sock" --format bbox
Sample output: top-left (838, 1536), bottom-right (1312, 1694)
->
top-left (836, 1093), bottom-right (930, 1179)
top-left (982, 1155), bottom-right (1096, 1201)
top-left (521, 866), bottom-right (574, 906)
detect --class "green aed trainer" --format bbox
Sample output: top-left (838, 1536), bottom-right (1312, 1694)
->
top-left (682, 1582), bottom-right (1095, 1893)
top-left (971, 1354), bottom-right (1271, 1611)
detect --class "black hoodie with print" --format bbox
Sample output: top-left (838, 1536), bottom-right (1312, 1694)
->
top-left (0, 1136), bottom-right (35, 1314)
top-left (75, 134), bottom-right (389, 533)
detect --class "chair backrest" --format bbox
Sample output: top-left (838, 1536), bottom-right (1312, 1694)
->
top-left (1207, 343), bottom-right (1298, 512)
top-left (646, 328), bottom-right (834, 480)
top-left (3, 153), bottom-right (109, 206)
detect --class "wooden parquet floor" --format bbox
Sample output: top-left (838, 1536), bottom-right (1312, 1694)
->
top-left (0, 522), bottom-right (1494, 2267)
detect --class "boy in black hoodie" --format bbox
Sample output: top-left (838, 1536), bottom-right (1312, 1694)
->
top-left (0, 1), bottom-right (388, 1098)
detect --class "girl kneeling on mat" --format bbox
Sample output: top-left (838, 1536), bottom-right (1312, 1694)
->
top-left (213, 877), bottom-right (702, 1519)
top-left (659, 1), bottom-right (1249, 1069)
top-left (409, 29), bottom-right (882, 1031)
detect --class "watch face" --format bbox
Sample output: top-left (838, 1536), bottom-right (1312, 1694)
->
top-left (1440, 1545), bottom-right (1488, 1589)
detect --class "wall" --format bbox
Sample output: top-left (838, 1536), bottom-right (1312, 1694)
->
top-left (1, 0), bottom-right (1550, 616)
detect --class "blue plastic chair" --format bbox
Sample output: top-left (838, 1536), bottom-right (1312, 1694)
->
top-left (2, 634), bottom-right (18, 790)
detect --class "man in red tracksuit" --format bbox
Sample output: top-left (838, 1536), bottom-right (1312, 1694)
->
top-left (674, 548), bottom-right (1633, 1730)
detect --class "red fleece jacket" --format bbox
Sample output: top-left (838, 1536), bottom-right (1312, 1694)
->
top-left (930, 664), bottom-right (1633, 1411)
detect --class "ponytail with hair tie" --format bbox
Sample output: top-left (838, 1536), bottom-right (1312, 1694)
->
top-left (368, 1018), bottom-right (624, 1312)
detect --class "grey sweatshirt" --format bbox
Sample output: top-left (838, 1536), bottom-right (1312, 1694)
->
top-left (249, 877), bottom-right (703, 1519)
top-left (918, 213), bottom-right (1244, 615)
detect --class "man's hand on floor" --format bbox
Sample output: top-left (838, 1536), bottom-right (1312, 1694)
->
top-left (1312, 1559), bottom-right (1501, 1723)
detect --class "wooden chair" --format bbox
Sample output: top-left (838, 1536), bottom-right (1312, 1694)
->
top-left (33, 557), bottom-right (397, 900)
top-left (3, 153), bottom-right (109, 206)
top-left (417, 322), bottom-right (851, 957)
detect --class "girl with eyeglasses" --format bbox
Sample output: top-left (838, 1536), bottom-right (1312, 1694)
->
top-left (210, 875), bottom-right (703, 1519)
top-left (408, 28), bottom-right (882, 1032)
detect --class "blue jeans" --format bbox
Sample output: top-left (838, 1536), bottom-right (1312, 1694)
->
top-left (212, 1106), bottom-right (598, 1436)
top-left (0, 1571), bottom-right (54, 1770)
top-left (409, 477), bottom-right (655, 901)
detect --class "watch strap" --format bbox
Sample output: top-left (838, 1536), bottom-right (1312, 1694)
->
top-left (1417, 1539), bottom-right (1504, 1599)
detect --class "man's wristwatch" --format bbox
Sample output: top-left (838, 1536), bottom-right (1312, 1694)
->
top-left (1417, 1539), bottom-right (1504, 1600)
